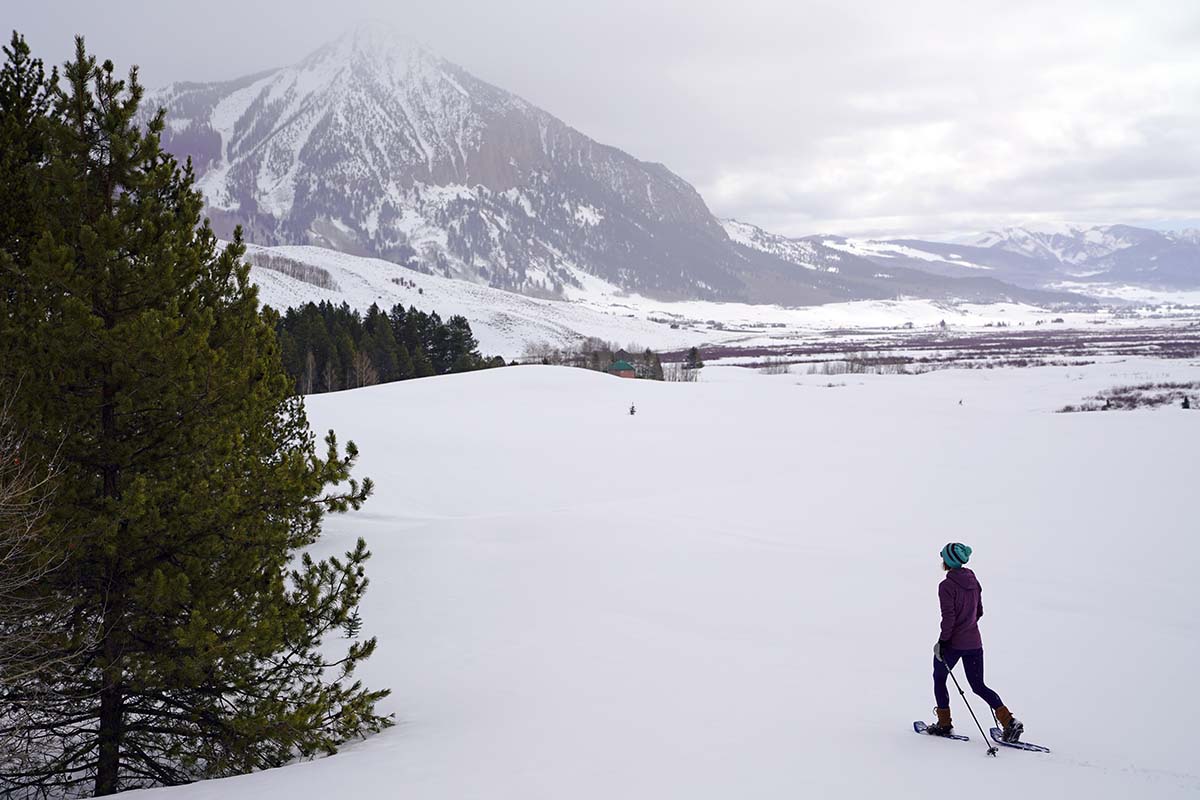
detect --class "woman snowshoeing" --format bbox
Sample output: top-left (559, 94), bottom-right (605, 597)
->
top-left (925, 542), bottom-right (1024, 743)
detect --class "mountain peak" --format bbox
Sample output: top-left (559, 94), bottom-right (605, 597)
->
top-left (149, 35), bottom-right (755, 300)
top-left (299, 23), bottom-right (439, 74)
top-left (332, 21), bottom-right (427, 55)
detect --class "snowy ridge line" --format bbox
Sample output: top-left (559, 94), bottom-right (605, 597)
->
top-left (976, 224), bottom-right (1143, 265)
top-left (723, 219), bottom-right (1200, 294)
top-left (822, 238), bottom-right (992, 270)
top-left (968, 224), bottom-right (1200, 290)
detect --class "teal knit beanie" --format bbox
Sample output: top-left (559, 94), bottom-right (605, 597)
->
top-left (941, 542), bottom-right (972, 569)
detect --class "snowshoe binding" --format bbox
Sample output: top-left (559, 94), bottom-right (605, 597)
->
top-left (995, 706), bottom-right (1023, 743)
top-left (925, 707), bottom-right (955, 737)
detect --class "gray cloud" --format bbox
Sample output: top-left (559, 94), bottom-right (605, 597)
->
top-left (9, 0), bottom-right (1200, 238)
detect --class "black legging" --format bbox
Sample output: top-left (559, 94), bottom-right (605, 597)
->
top-left (933, 647), bottom-right (1003, 709)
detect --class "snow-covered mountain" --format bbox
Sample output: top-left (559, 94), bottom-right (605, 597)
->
top-left (975, 224), bottom-right (1152, 270)
top-left (722, 220), bottom-right (831, 272)
top-left (149, 26), bottom-right (1081, 306)
top-left (150, 26), bottom-right (753, 300)
top-left (764, 224), bottom-right (1200, 293)
top-left (973, 224), bottom-right (1200, 287)
top-left (720, 220), bottom-right (1078, 306)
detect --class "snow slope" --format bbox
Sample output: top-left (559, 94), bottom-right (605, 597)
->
top-left (245, 243), bottom-right (707, 357)
top-left (132, 359), bottom-right (1200, 799)
top-left (246, 242), bottom-right (1140, 359)
top-left (822, 237), bottom-right (993, 271)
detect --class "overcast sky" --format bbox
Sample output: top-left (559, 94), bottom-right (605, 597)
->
top-left (11, 0), bottom-right (1200, 238)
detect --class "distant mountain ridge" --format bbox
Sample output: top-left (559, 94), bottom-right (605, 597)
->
top-left (972, 224), bottom-right (1200, 287)
top-left (147, 26), bottom-right (1081, 307)
top-left (756, 224), bottom-right (1200, 292)
top-left (720, 220), bottom-right (1079, 306)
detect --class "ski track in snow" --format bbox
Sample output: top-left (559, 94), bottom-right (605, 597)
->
top-left (128, 358), bottom-right (1200, 799)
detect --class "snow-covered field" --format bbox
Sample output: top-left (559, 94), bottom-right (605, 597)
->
top-left (246, 243), bottom-right (1200, 359)
top-left (134, 358), bottom-right (1200, 799)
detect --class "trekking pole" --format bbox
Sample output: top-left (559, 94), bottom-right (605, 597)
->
top-left (945, 663), bottom-right (998, 757)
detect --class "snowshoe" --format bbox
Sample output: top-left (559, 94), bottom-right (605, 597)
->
top-left (913, 721), bottom-right (969, 742)
top-left (990, 727), bottom-right (1048, 753)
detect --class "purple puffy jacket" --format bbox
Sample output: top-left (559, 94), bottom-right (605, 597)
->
top-left (939, 567), bottom-right (984, 650)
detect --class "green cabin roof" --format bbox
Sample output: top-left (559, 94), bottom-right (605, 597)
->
top-left (609, 360), bottom-right (635, 372)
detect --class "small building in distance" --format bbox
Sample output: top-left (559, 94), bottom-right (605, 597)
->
top-left (608, 359), bottom-right (636, 379)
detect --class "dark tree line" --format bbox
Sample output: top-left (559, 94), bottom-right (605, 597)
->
top-left (271, 301), bottom-right (506, 395)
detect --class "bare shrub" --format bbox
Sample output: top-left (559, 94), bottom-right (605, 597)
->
top-left (245, 251), bottom-right (341, 291)
top-left (1058, 381), bottom-right (1200, 412)
top-left (0, 389), bottom-right (62, 682)
top-left (522, 340), bottom-right (569, 365)
top-left (352, 350), bottom-right (379, 388)
top-left (758, 357), bottom-right (791, 375)
top-left (805, 352), bottom-right (920, 376)
top-left (0, 385), bottom-right (77, 787)
top-left (1056, 403), bottom-right (1103, 414)
top-left (663, 363), bottom-right (698, 382)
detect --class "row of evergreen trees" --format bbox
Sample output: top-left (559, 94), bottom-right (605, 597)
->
top-left (271, 301), bottom-right (505, 394)
top-left (0, 34), bottom-right (389, 797)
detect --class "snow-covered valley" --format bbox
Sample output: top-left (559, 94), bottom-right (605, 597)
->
top-left (130, 358), bottom-right (1200, 799)
top-left (247, 242), bottom-right (1200, 360)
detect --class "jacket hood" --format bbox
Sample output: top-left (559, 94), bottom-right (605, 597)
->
top-left (945, 567), bottom-right (979, 591)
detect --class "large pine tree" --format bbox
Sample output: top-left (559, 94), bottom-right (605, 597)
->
top-left (0, 32), bottom-right (53, 285)
top-left (0, 36), bottom-right (389, 797)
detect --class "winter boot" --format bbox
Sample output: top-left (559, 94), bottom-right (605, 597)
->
top-left (926, 707), bottom-right (954, 736)
top-left (995, 705), bottom-right (1023, 743)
